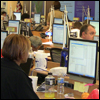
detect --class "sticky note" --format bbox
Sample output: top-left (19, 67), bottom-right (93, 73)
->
top-left (74, 82), bottom-right (80, 91)
top-left (78, 83), bottom-right (86, 92)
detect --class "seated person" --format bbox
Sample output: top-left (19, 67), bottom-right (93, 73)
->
top-left (1, 11), bottom-right (9, 22)
top-left (80, 24), bottom-right (96, 40)
top-left (1, 34), bottom-right (39, 99)
top-left (29, 36), bottom-right (45, 84)
top-left (70, 21), bottom-right (82, 38)
top-left (20, 13), bottom-right (33, 36)
top-left (29, 36), bottom-right (42, 51)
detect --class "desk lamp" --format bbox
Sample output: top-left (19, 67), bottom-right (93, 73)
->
top-left (87, 6), bottom-right (90, 24)
top-left (82, 6), bottom-right (86, 24)
top-left (46, 5), bottom-right (54, 33)
top-left (9, 5), bottom-right (12, 20)
top-left (63, 5), bottom-right (70, 48)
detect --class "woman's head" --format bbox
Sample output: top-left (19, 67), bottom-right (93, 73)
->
top-left (2, 34), bottom-right (31, 63)
top-left (53, 1), bottom-right (61, 10)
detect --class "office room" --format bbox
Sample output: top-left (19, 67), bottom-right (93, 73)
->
top-left (1, 1), bottom-right (99, 99)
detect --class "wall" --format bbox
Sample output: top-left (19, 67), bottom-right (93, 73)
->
top-left (7, 1), bottom-right (23, 16)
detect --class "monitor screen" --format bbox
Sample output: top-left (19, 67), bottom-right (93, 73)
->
top-left (94, 35), bottom-right (99, 41)
top-left (67, 38), bottom-right (98, 83)
top-left (1, 31), bottom-right (8, 49)
top-left (34, 14), bottom-right (41, 24)
top-left (13, 12), bottom-right (21, 20)
top-left (84, 16), bottom-right (94, 20)
top-left (90, 20), bottom-right (99, 35)
top-left (54, 18), bottom-right (63, 24)
top-left (8, 20), bottom-right (20, 34)
top-left (52, 24), bottom-right (67, 45)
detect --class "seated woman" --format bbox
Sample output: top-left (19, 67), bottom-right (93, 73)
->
top-left (1, 34), bottom-right (39, 99)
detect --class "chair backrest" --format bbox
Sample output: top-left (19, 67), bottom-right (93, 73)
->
top-left (20, 58), bottom-right (33, 76)
top-left (50, 48), bottom-right (62, 63)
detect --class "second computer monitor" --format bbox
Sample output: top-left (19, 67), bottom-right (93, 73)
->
top-left (67, 38), bottom-right (98, 83)
top-left (1, 31), bottom-right (8, 49)
top-left (34, 14), bottom-right (41, 24)
top-left (8, 20), bottom-right (20, 34)
top-left (13, 12), bottom-right (21, 20)
top-left (90, 20), bottom-right (99, 35)
top-left (52, 24), bottom-right (68, 47)
top-left (53, 18), bottom-right (63, 24)
top-left (84, 16), bottom-right (94, 20)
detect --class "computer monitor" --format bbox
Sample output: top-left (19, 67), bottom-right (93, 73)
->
top-left (67, 38), bottom-right (98, 83)
top-left (53, 18), bottom-right (63, 24)
top-left (1, 31), bottom-right (8, 49)
top-left (94, 35), bottom-right (99, 41)
top-left (8, 20), bottom-right (20, 34)
top-left (52, 24), bottom-right (68, 47)
top-left (90, 20), bottom-right (99, 35)
top-left (84, 16), bottom-right (94, 20)
top-left (34, 14), bottom-right (41, 24)
top-left (13, 12), bottom-right (21, 20)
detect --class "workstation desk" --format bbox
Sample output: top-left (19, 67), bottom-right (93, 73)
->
top-left (30, 61), bottom-right (99, 99)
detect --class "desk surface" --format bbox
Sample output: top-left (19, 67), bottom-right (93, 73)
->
top-left (30, 61), bottom-right (99, 99)
top-left (36, 86), bottom-right (82, 99)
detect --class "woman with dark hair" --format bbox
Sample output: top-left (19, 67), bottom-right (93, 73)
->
top-left (47, 1), bottom-right (64, 25)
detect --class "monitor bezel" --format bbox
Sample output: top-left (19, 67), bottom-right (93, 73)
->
top-left (13, 12), bottom-right (21, 20)
top-left (53, 17), bottom-right (64, 24)
top-left (67, 37), bottom-right (98, 80)
top-left (8, 20), bottom-right (20, 34)
top-left (52, 23), bottom-right (68, 47)
top-left (1, 31), bottom-right (8, 49)
top-left (34, 13), bottom-right (41, 24)
top-left (1, 30), bottom-right (8, 36)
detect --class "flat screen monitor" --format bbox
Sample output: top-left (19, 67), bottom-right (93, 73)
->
top-left (34, 14), bottom-right (41, 24)
top-left (54, 18), bottom-right (63, 24)
top-left (67, 38), bottom-right (98, 83)
top-left (90, 20), bottom-right (99, 35)
top-left (8, 20), bottom-right (20, 34)
top-left (94, 35), bottom-right (99, 41)
top-left (52, 24), bottom-right (68, 47)
top-left (1, 31), bottom-right (8, 49)
top-left (13, 12), bottom-right (21, 20)
top-left (84, 16), bottom-right (94, 20)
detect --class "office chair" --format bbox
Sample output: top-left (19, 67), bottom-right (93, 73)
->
top-left (50, 48), bottom-right (62, 63)
top-left (20, 58), bottom-right (33, 76)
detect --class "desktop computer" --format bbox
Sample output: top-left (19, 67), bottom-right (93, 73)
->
top-left (67, 38), bottom-right (98, 84)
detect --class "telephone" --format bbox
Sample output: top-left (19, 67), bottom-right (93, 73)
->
top-left (33, 24), bottom-right (43, 31)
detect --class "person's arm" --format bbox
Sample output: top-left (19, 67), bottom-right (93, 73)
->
top-left (17, 73), bottom-right (39, 99)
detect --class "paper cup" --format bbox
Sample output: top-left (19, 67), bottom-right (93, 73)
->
top-left (29, 76), bottom-right (38, 92)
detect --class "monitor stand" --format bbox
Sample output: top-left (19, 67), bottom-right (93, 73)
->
top-left (69, 74), bottom-right (94, 84)
top-left (53, 43), bottom-right (63, 48)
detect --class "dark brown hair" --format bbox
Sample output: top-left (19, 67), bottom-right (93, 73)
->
top-left (2, 34), bottom-right (31, 60)
top-left (72, 21), bottom-right (82, 29)
top-left (53, 1), bottom-right (61, 10)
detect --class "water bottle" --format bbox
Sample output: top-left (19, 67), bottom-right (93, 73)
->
top-left (57, 74), bottom-right (64, 94)
top-left (45, 72), bottom-right (55, 98)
